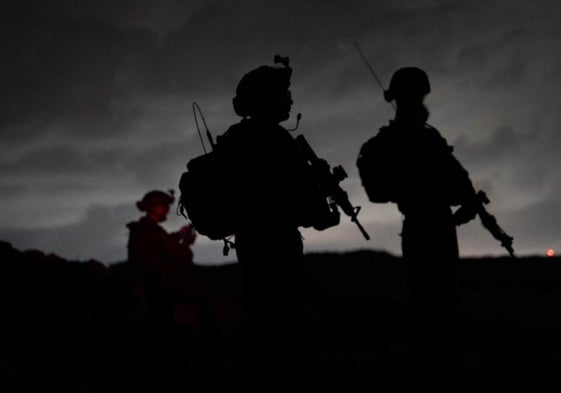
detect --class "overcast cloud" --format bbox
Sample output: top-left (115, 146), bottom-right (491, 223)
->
top-left (1, 0), bottom-right (560, 264)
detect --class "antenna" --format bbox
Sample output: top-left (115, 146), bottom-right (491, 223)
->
top-left (286, 113), bottom-right (302, 132)
top-left (353, 41), bottom-right (396, 111)
top-left (192, 102), bottom-right (215, 153)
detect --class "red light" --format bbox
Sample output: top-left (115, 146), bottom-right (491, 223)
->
top-left (547, 249), bottom-right (555, 257)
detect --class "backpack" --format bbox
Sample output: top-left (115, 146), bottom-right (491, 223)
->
top-left (178, 149), bottom-right (240, 240)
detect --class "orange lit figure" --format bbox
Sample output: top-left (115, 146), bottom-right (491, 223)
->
top-left (127, 190), bottom-right (200, 326)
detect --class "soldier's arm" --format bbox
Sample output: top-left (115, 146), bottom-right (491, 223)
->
top-left (429, 128), bottom-right (477, 202)
top-left (161, 231), bottom-right (194, 265)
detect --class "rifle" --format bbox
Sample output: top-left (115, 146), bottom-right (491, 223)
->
top-left (455, 190), bottom-right (515, 258)
top-left (475, 191), bottom-right (515, 258)
top-left (295, 134), bottom-right (370, 240)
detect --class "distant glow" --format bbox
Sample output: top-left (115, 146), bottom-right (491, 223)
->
top-left (547, 249), bottom-right (555, 257)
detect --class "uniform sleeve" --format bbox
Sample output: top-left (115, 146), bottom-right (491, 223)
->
top-left (275, 133), bottom-right (327, 225)
top-left (426, 128), bottom-right (476, 206)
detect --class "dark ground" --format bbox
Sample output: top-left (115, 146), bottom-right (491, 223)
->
top-left (2, 239), bottom-right (561, 392)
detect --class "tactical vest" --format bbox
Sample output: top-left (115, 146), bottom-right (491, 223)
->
top-left (179, 120), bottom-right (336, 239)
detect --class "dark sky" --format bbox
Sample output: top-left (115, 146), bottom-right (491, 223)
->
top-left (1, 0), bottom-right (560, 264)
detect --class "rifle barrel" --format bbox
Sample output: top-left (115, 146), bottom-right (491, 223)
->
top-left (352, 217), bottom-right (370, 240)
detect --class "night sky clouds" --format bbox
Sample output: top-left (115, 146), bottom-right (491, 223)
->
top-left (1, 1), bottom-right (560, 263)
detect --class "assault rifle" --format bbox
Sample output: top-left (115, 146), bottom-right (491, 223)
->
top-left (475, 191), bottom-right (515, 258)
top-left (455, 190), bottom-right (515, 258)
top-left (295, 134), bottom-right (370, 240)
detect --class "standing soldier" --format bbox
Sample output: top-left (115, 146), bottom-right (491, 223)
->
top-left (357, 67), bottom-right (478, 306)
top-left (213, 57), bottom-right (337, 386)
top-left (216, 57), bottom-right (336, 316)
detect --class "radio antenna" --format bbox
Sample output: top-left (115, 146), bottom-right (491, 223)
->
top-left (192, 102), bottom-right (215, 153)
top-left (286, 113), bottom-right (302, 132)
top-left (353, 41), bottom-right (396, 111)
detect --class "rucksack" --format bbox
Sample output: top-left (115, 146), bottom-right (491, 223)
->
top-left (178, 149), bottom-right (240, 240)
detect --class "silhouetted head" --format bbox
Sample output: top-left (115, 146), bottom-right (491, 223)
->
top-left (233, 56), bottom-right (293, 122)
top-left (385, 67), bottom-right (431, 125)
top-left (384, 67), bottom-right (430, 103)
top-left (136, 190), bottom-right (175, 222)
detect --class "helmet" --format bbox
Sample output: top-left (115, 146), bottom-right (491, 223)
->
top-left (136, 190), bottom-right (175, 212)
top-left (233, 56), bottom-right (293, 117)
top-left (384, 67), bottom-right (431, 102)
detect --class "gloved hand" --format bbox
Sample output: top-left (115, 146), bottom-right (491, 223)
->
top-left (178, 224), bottom-right (197, 245)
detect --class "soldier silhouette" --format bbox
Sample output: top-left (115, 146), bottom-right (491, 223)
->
top-left (216, 58), bottom-right (333, 312)
top-left (357, 67), bottom-right (478, 306)
top-left (213, 57), bottom-right (334, 386)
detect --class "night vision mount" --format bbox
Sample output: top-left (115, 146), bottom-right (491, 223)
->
top-left (274, 55), bottom-right (290, 68)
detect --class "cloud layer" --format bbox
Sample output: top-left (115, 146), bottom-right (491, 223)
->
top-left (2, 0), bottom-right (560, 262)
